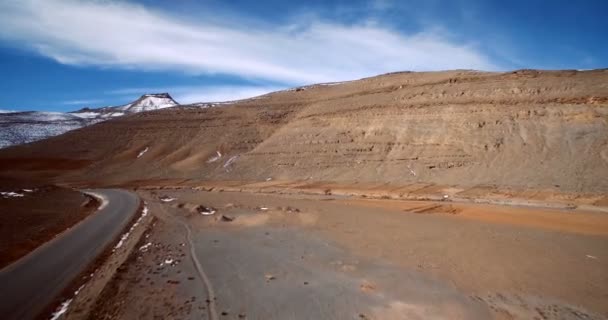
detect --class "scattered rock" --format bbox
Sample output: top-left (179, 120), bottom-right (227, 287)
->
top-left (265, 274), bottom-right (276, 282)
top-left (359, 281), bottom-right (376, 293)
top-left (220, 215), bottom-right (234, 222)
top-left (159, 195), bottom-right (175, 202)
top-left (196, 205), bottom-right (216, 215)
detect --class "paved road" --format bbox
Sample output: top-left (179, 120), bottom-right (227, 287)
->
top-left (0, 189), bottom-right (140, 320)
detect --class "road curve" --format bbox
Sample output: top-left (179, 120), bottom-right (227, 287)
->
top-left (0, 189), bottom-right (140, 320)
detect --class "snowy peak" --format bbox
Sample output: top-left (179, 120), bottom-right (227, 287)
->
top-left (1, 93), bottom-right (179, 149)
top-left (118, 93), bottom-right (178, 113)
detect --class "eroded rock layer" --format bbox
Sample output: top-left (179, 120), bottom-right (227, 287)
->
top-left (1, 70), bottom-right (607, 192)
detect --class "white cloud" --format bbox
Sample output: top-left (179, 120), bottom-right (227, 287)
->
top-left (61, 99), bottom-right (104, 105)
top-left (0, 0), bottom-right (500, 85)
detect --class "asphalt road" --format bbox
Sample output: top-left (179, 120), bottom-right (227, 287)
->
top-left (0, 189), bottom-right (140, 320)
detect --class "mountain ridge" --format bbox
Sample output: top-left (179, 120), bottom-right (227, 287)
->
top-left (0, 93), bottom-right (179, 149)
top-left (1, 69), bottom-right (607, 194)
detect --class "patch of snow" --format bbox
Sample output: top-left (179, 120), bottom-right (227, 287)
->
top-left (71, 111), bottom-right (100, 119)
top-left (164, 259), bottom-right (174, 264)
top-left (200, 209), bottom-right (216, 216)
top-left (266, 177), bottom-right (272, 181)
top-left (49, 285), bottom-right (85, 320)
top-left (317, 81), bottom-right (350, 86)
top-left (259, 207), bottom-right (269, 211)
top-left (85, 192), bottom-right (108, 210)
top-left (22, 189), bottom-right (34, 192)
top-left (223, 155), bottom-right (239, 168)
top-left (114, 204), bottom-right (149, 251)
top-left (139, 242), bottom-right (152, 252)
top-left (119, 95), bottom-right (177, 113)
top-left (586, 255), bottom-right (598, 260)
top-left (207, 151), bottom-right (222, 163)
top-left (407, 165), bottom-right (417, 177)
top-left (160, 196), bottom-right (175, 203)
top-left (50, 298), bottom-right (73, 320)
top-left (137, 147), bottom-right (149, 158)
top-left (0, 191), bottom-right (24, 198)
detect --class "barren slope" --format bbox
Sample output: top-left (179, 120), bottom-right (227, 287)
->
top-left (1, 69), bottom-right (607, 193)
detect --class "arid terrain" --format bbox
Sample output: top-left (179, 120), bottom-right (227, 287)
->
top-left (0, 69), bottom-right (607, 320)
top-left (0, 69), bottom-right (607, 194)
top-left (0, 179), bottom-right (99, 268)
top-left (61, 188), bottom-right (606, 320)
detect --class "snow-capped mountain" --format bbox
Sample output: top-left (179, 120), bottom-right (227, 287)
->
top-left (118, 93), bottom-right (178, 113)
top-left (70, 93), bottom-right (178, 118)
top-left (0, 93), bottom-right (178, 149)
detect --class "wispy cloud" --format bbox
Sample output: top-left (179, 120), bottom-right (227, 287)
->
top-left (0, 0), bottom-right (500, 86)
top-left (61, 98), bottom-right (104, 106)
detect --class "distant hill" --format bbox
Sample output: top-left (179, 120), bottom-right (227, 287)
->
top-left (0, 93), bottom-right (178, 149)
top-left (1, 70), bottom-right (607, 194)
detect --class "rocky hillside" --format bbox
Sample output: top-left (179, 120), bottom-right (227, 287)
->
top-left (0, 93), bottom-right (178, 149)
top-left (1, 70), bottom-right (607, 193)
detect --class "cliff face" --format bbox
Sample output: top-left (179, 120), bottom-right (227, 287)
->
top-left (1, 70), bottom-right (607, 193)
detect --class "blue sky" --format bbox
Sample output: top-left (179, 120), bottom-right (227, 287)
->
top-left (0, 0), bottom-right (606, 112)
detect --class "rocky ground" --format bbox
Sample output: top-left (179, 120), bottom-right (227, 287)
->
top-left (73, 188), bottom-right (607, 320)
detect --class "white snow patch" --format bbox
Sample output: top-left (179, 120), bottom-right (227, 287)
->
top-left (49, 285), bottom-right (84, 320)
top-left (139, 242), bottom-right (152, 252)
top-left (317, 81), bottom-right (350, 86)
top-left (259, 207), bottom-right (269, 211)
top-left (22, 188), bottom-right (34, 192)
top-left (207, 151), bottom-right (222, 163)
top-left (71, 111), bottom-right (100, 119)
top-left (85, 192), bottom-right (109, 210)
top-left (200, 209), bottom-right (216, 216)
top-left (50, 298), bottom-right (72, 320)
top-left (407, 165), bottom-right (417, 177)
top-left (0, 191), bottom-right (24, 198)
top-left (164, 258), bottom-right (174, 264)
top-left (114, 205), bottom-right (149, 251)
top-left (266, 177), bottom-right (272, 181)
top-left (223, 155), bottom-right (239, 168)
top-left (101, 112), bottom-right (125, 118)
top-left (160, 197), bottom-right (175, 203)
top-left (137, 147), bottom-right (149, 158)
top-left (119, 95), bottom-right (177, 113)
